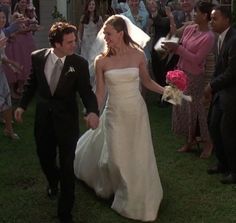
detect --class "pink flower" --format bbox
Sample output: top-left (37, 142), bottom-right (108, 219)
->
top-left (166, 70), bottom-right (188, 91)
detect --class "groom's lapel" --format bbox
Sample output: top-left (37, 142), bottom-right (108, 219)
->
top-left (41, 49), bottom-right (52, 93)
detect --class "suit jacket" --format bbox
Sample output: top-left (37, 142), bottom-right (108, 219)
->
top-left (210, 27), bottom-right (236, 111)
top-left (20, 48), bottom-right (99, 144)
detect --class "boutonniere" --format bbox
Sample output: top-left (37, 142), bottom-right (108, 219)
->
top-left (65, 66), bottom-right (75, 75)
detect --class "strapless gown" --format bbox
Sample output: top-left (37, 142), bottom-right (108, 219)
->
top-left (74, 67), bottom-right (163, 221)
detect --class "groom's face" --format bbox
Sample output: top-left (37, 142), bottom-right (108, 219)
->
top-left (55, 32), bottom-right (77, 57)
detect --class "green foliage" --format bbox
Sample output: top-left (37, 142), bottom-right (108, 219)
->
top-left (1, 94), bottom-right (236, 222)
top-left (51, 6), bottom-right (67, 22)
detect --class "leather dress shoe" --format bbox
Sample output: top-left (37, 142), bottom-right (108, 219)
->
top-left (47, 186), bottom-right (58, 200)
top-left (207, 166), bottom-right (227, 175)
top-left (220, 174), bottom-right (236, 184)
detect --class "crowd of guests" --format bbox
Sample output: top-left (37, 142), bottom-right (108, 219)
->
top-left (0, 0), bottom-right (39, 138)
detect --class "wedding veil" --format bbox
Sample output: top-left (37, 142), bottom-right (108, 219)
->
top-left (87, 15), bottom-right (151, 85)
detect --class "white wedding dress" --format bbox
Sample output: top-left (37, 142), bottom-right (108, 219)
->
top-left (74, 67), bottom-right (163, 221)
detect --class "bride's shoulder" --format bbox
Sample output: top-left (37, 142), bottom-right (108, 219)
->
top-left (95, 54), bottom-right (110, 71)
top-left (95, 54), bottom-right (107, 65)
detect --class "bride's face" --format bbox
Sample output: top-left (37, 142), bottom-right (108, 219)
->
top-left (103, 24), bottom-right (122, 48)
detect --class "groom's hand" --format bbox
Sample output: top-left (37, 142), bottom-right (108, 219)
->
top-left (84, 112), bottom-right (99, 129)
top-left (14, 107), bottom-right (25, 123)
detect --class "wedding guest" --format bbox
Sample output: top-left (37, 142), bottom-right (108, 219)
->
top-left (149, 0), bottom-right (195, 107)
top-left (0, 0), bottom-right (11, 26)
top-left (25, 3), bottom-right (40, 34)
top-left (111, 0), bottom-right (148, 15)
top-left (0, 9), bottom-right (21, 140)
top-left (172, 0), bottom-right (195, 29)
top-left (14, 21), bottom-right (99, 223)
top-left (0, 0), bottom-right (26, 37)
top-left (4, 0), bottom-right (36, 99)
top-left (0, 40), bottom-right (18, 140)
top-left (205, 6), bottom-right (236, 184)
top-left (122, 0), bottom-right (149, 31)
top-left (146, 0), bottom-right (170, 103)
top-left (78, 0), bottom-right (103, 60)
top-left (74, 15), bottom-right (163, 222)
top-left (0, 8), bottom-right (24, 139)
top-left (162, 0), bottom-right (215, 158)
top-left (162, 0), bottom-right (196, 82)
top-left (146, 0), bottom-right (170, 47)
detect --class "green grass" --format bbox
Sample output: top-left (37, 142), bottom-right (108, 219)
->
top-left (1, 93), bottom-right (236, 223)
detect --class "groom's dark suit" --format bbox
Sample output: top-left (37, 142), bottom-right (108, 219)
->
top-left (19, 48), bottom-right (99, 220)
top-left (208, 27), bottom-right (236, 174)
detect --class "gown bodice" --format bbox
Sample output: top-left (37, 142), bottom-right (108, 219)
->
top-left (104, 67), bottom-right (141, 101)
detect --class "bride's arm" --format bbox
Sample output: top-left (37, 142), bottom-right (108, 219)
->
top-left (139, 51), bottom-right (164, 95)
top-left (95, 57), bottom-right (106, 111)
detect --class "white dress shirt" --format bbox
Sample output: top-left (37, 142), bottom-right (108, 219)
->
top-left (218, 26), bottom-right (230, 53)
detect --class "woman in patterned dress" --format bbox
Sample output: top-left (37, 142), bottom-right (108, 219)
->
top-left (162, 1), bottom-right (215, 158)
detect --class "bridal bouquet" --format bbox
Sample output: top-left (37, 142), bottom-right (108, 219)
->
top-left (162, 70), bottom-right (192, 105)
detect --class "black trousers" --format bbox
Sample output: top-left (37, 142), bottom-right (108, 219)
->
top-left (35, 122), bottom-right (76, 219)
top-left (208, 101), bottom-right (236, 173)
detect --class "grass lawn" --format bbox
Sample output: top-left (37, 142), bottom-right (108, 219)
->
top-left (0, 93), bottom-right (236, 223)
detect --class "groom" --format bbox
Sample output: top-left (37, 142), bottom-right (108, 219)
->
top-left (15, 22), bottom-right (99, 223)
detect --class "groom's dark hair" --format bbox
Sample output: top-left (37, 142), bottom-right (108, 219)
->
top-left (49, 22), bottom-right (77, 47)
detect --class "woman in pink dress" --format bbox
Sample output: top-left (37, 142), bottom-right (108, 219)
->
top-left (162, 0), bottom-right (215, 158)
top-left (4, 0), bottom-right (36, 99)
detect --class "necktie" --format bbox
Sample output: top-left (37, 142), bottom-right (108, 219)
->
top-left (218, 37), bottom-right (222, 54)
top-left (50, 59), bottom-right (63, 94)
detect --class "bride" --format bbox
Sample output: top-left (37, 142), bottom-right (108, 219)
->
top-left (74, 15), bottom-right (164, 222)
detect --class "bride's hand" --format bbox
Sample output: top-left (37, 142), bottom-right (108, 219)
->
top-left (84, 112), bottom-right (99, 129)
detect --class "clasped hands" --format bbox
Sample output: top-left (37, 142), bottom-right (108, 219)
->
top-left (84, 112), bottom-right (99, 130)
